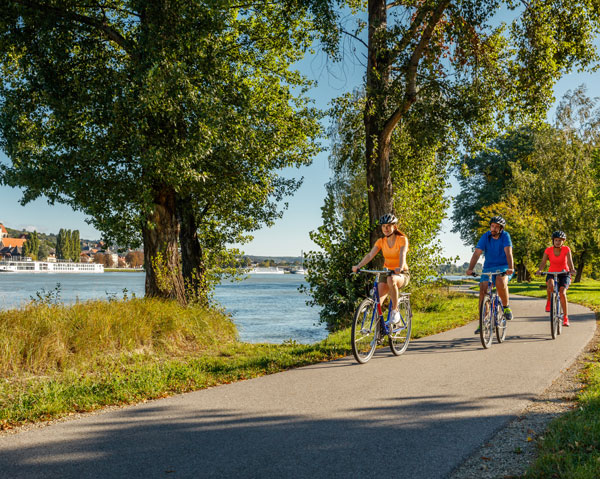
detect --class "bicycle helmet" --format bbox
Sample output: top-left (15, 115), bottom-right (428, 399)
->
top-left (552, 230), bottom-right (567, 240)
top-left (379, 213), bottom-right (398, 225)
top-left (489, 215), bottom-right (506, 227)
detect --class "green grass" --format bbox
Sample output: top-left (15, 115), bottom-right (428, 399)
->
top-left (512, 278), bottom-right (600, 478)
top-left (0, 287), bottom-right (478, 429)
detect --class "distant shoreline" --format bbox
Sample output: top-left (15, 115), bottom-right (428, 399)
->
top-left (104, 268), bottom-right (145, 273)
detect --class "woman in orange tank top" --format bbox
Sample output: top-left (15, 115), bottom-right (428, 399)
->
top-left (536, 231), bottom-right (576, 326)
top-left (352, 213), bottom-right (409, 325)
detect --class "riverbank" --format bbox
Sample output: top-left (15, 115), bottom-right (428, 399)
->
top-left (0, 286), bottom-right (477, 430)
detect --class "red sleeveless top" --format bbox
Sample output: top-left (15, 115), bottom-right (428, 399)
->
top-left (544, 246), bottom-right (570, 272)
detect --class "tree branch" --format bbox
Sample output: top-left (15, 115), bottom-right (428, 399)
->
top-left (382, 0), bottom-right (451, 141)
top-left (389, 6), bottom-right (430, 66)
top-left (340, 28), bottom-right (368, 49)
top-left (12, 0), bottom-right (136, 55)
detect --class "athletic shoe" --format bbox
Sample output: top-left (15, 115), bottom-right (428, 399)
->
top-left (503, 306), bottom-right (513, 321)
top-left (545, 300), bottom-right (551, 312)
top-left (390, 310), bottom-right (401, 325)
top-left (563, 316), bottom-right (570, 327)
top-left (474, 326), bottom-right (481, 334)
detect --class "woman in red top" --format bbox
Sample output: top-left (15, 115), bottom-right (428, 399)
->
top-left (536, 231), bottom-right (576, 326)
top-left (352, 213), bottom-right (409, 325)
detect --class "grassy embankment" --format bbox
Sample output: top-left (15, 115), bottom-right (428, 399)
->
top-left (508, 279), bottom-right (600, 477)
top-left (0, 285), bottom-right (477, 429)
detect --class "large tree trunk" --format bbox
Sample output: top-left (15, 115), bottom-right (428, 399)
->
top-left (516, 261), bottom-right (529, 282)
top-left (365, 0), bottom-right (393, 248)
top-left (575, 251), bottom-right (585, 283)
top-left (176, 195), bottom-right (208, 304)
top-left (142, 186), bottom-right (186, 304)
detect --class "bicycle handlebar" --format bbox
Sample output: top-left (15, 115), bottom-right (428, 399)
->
top-left (470, 270), bottom-right (507, 278)
top-left (355, 269), bottom-right (409, 274)
top-left (538, 270), bottom-right (569, 275)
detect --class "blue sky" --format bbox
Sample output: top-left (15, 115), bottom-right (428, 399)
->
top-left (1, 24), bottom-right (598, 262)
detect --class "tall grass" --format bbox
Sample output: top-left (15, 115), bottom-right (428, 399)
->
top-left (0, 298), bottom-right (237, 375)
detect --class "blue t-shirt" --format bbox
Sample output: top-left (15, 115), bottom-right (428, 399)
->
top-left (476, 230), bottom-right (512, 271)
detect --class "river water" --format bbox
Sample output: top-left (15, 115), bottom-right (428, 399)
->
top-left (0, 272), bottom-right (328, 344)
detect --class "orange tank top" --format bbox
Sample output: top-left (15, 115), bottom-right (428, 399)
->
top-left (375, 234), bottom-right (408, 270)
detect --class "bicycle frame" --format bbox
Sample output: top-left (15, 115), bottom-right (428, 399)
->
top-left (362, 270), bottom-right (393, 336)
top-left (479, 271), bottom-right (505, 322)
top-left (540, 270), bottom-right (567, 338)
top-left (477, 270), bottom-right (508, 348)
top-left (351, 269), bottom-right (412, 363)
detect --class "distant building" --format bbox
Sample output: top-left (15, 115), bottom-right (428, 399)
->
top-left (0, 227), bottom-right (27, 259)
top-left (0, 237), bottom-right (26, 249)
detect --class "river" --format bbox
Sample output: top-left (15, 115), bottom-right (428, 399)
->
top-left (0, 272), bottom-right (328, 344)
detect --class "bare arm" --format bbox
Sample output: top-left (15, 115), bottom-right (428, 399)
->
top-left (567, 250), bottom-right (576, 274)
top-left (537, 252), bottom-right (549, 273)
top-left (352, 244), bottom-right (380, 273)
top-left (395, 237), bottom-right (409, 273)
top-left (504, 246), bottom-right (514, 274)
top-left (466, 248), bottom-right (483, 275)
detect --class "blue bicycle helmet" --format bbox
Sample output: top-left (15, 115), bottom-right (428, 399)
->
top-left (552, 230), bottom-right (566, 240)
top-left (379, 213), bottom-right (398, 225)
top-left (489, 215), bottom-right (506, 227)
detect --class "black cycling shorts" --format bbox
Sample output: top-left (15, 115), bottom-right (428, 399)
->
top-left (546, 273), bottom-right (571, 290)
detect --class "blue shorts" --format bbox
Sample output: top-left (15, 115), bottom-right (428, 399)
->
top-left (479, 269), bottom-right (513, 284)
top-left (546, 273), bottom-right (571, 290)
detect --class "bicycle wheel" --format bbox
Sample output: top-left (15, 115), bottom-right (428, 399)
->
top-left (550, 292), bottom-right (558, 339)
top-left (351, 298), bottom-right (379, 363)
top-left (389, 298), bottom-right (412, 356)
top-left (479, 296), bottom-right (493, 349)
top-left (495, 301), bottom-right (507, 343)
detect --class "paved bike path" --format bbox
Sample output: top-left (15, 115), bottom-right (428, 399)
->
top-left (0, 295), bottom-right (596, 478)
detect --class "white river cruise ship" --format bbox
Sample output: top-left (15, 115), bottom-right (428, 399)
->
top-left (0, 257), bottom-right (104, 273)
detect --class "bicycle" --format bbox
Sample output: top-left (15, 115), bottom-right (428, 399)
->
top-left (539, 270), bottom-right (568, 339)
top-left (474, 271), bottom-right (508, 349)
top-left (351, 269), bottom-right (412, 364)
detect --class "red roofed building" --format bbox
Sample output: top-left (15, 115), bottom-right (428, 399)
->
top-left (1, 238), bottom-right (26, 248)
top-left (0, 224), bottom-right (28, 258)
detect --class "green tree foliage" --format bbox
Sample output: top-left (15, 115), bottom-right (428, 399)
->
top-left (55, 229), bottom-right (65, 261)
top-left (23, 231), bottom-right (39, 260)
top-left (55, 229), bottom-right (80, 261)
top-left (510, 88), bottom-right (600, 281)
top-left (452, 128), bottom-right (537, 246)
top-left (303, 189), bottom-right (372, 331)
top-left (330, 0), bottom-right (600, 246)
top-left (37, 242), bottom-right (50, 261)
top-left (72, 230), bottom-right (81, 263)
top-left (0, 0), bottom-right (327, 304)
top-left (304, 92), bottom-right (451, 330)
top-left (453, 87), bottom-right (600, 281)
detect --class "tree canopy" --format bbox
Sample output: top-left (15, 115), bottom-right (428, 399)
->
top-left (0, 0), bottom-right (328, 302)
top-left (323, 0), bottom-right (600, 245)
top-left (453, 86), bottom-right (600, 281)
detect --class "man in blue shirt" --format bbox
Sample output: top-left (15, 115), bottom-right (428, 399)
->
top-left (466, 216), bottom-right (515, 332)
